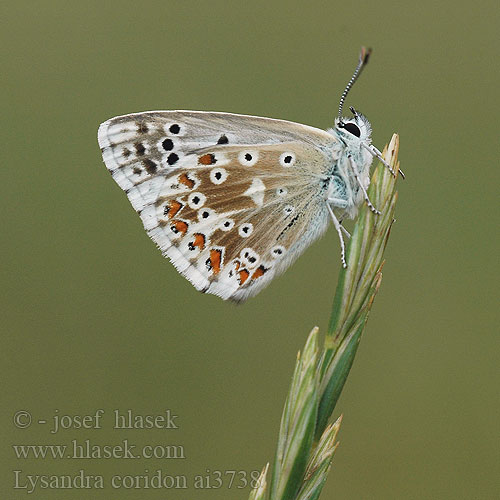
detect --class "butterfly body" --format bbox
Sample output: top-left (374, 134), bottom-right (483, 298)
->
top-left (98, 110), bottom-right (375, 301)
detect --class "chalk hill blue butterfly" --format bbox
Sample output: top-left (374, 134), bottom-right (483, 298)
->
top-left (98, 48), bottom-right (402, 302)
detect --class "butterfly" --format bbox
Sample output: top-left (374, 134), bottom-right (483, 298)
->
top-left (98, 48), bottom-right (401, 302)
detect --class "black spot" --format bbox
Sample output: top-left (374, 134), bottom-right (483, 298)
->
top-left (133, 167), bottom-right (142, 175)
top-left (224, 221), bottom-right (230, 227)
top-left (169, 124), bottom-right (180, 134)
top-left (274, 248), bottom-right (283, 255)
top-left (201, 211), bottom-right (209, 219)
top-left (167, 153), bottom-right (179, 165)
top-left (278, 215), bottom-right (300, 240)
top-left (205, 258), bottom-right (212, 271)
top-left (244, 251), bottom-right (249, 258)
top-left (137, 122), bottom-right (149, 133)
top-left (188, 242), bottom-right (195, 251)
top-left (215, 171), bottom-right (222, 180)
top-left (135, 142), bottom-right (146, 155)
top-left (143, 159), bottom-right (157, 175)
top-left (244, 153), bottom-right (252, 162)
top-left (192, 196), bottom-right (200, 205)
top-left (217, 134), bottom-right (228, 144)
top-left (248, 256), bottom-right (256, 263)
top-left (171, 226), bottom-right (179, 234)
top-left (284, 155), bottom-right (293, 164)
top-left (242, 226), bottom-right (249, 233)
top-left (162, 138), bottom-right (174, 151)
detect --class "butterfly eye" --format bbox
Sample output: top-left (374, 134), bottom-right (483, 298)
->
top-left (342, 122), bottom-right (361, 137)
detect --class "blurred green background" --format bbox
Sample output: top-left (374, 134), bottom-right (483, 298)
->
top-left (1, 0), bottom-right (498, 498)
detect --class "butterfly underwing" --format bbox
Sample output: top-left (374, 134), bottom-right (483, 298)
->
top-left (98, 48), bottom-right (399, 302)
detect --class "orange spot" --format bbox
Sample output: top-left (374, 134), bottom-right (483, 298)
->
top-left (165, 200), bottom-right (182, 219)
top-left (178, 173), bottom-right (195, 189)
top-left (251, 266), bottom-right (267, 280)
top-left (238, 269), bottom-right (250, 285)
top-left (193, 233), bottom-right (205, 250)
top-left (209, 249), bottom-right (222, 275)
top-left (171, 220), bottom-right (188, 235)
top-left (198, 153), bottom-right (216, 165)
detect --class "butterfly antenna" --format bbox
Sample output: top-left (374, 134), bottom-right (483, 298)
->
top-left (338, 47), bottom-right (372, 124)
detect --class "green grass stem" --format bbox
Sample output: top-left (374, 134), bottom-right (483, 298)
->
top-left (249, 134), bottom-right (401, 499)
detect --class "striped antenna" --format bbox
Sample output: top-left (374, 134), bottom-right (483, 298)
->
top-left (338, 47), bottom-right (372, 123)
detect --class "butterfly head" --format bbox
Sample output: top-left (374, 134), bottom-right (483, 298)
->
top-left (332, 49), bottom-right (404, 179)
top-left (335, 106), bottom-right (372, 144)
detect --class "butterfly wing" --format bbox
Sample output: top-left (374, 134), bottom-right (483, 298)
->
top-left (98, 111), bottom-right (342, 301)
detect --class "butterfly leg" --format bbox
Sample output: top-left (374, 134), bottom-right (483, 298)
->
top-left (339, 222), bottom-right (351, 239)
top-left (348, 156), bottom-right (381, 215)
top-left (361, 143), bottom-right (405, 179)
top-left (326, 196), bottom-right (351, 239)
top-left (326, 203), bottom-right (347, 268)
